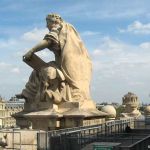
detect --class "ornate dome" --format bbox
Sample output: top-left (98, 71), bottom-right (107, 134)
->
top-left (121, 92), bottom-right (141, 119)
top-left (144, 105), bottom-right (150, 115)
top-left (122, 92), bottom-right (139, 106)
top-left (101, 105), bottom-right (116, 118)
top-left (123, 92), bottom-right (137, 98)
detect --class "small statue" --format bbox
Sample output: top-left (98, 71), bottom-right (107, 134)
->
top-left (16, 13), bottom-right (92, 110)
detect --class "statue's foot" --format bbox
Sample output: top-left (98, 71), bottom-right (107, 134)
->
top-left (15, 94), bottom-right (26, 99)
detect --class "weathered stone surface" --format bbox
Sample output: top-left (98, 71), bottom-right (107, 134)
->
top-left (101, 105), bottom-right (116, 120)
top-left (121, 92), bottom-right (141, 119)
top-left (14, 13), bottom-right (107, 130)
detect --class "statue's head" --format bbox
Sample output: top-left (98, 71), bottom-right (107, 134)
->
top-left (46, 13), bottom-right (63, 30)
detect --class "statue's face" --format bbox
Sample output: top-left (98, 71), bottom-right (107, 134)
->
top-left (46, 20), bottom-right (55, 31)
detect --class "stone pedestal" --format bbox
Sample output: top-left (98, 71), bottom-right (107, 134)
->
top-left (60, 115), bottom-right (84, 128)
top-left (13, 113), bottom-right (31, 129)
top-left (14, 101), bottom-right (108, 130)
top-left (29, 116), bottom-right (58, 130)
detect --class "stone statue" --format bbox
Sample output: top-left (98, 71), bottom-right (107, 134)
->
top-left (16, 13), bottom-right (92, 110)
top-left (14, 13), bottom-right (107, 130)
top-left (121, 92), bottom-right (141, 119)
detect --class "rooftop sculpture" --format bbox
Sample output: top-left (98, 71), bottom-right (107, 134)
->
top-left (17, 14), bottom-right (92, 105)
top-left (14, 13), bottom-right (107, 130)
top-left (121, 92), bottom-right (141, 119)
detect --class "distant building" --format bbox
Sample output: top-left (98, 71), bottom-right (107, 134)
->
top-left (0, 96), bottom-right (24, 128)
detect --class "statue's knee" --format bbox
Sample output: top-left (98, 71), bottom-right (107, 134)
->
top-left (41, 66), bottom-right (57, 81)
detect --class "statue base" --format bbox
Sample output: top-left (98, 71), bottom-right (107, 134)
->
top-left (13, 101), bottom-right (107, 130)
top-left (120, 111), bottom-right (142, 119)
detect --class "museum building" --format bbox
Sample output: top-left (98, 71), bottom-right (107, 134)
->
top-left (0, 96), bottom-right (24, 128)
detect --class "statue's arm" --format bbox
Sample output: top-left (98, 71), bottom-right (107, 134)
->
top-left (23, 40), bottom-right (51, 60)
top-left (31, 40), bottom-right (50, 52)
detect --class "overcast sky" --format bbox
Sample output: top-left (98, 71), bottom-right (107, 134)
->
top-left (0, 0), bottom-right (150, 103)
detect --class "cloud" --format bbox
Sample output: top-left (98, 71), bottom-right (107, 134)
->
top-left (10, 67), bottom-right (20, 74)
top-left (0, 62), bottom-right (21, 74)
top-left (21, 28), bottom-right (48, 42)
top-left (36, 50), bottom-right (55, 62)
top-left (61, 0), bottom-right (150, 20)
top-left (86, 9), bottom-right (145, 20)
top-left (119, 21), bottom-right (150, 34)
top-left (0, 39), bottom-right (18, 50)
top-left (140, 42), bottom-right (150, 49)
top-left (129, 81), bottom-right (144, 86)
top-left (0, 62), bottom-right (11, 69)
top-left (91, 37), bottom-right (150, 73)
top-left (81, 31), bottom-right (101, 36)
top-left (90, 37), bottom-right (150, 102)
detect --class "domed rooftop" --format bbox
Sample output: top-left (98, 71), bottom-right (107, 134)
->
top-left (145, 105), bottom-right (150, 113)
top-left (122, 92), bottom-right (139, 106)
top-left (101, 105), bottom-right (116, 118)
top-left (123, 92), bottom-right (137, 98)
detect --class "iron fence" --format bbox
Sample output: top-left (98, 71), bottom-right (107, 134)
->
top-left (37, 118), bottom-right (133, 150)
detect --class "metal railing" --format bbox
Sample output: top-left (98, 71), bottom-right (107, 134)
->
top-left (1, 118), bottom-right (150, 150)
top-left (120, 134), bottom-right (150, 150)
top-left (37, 118), bottom-right (134, 150)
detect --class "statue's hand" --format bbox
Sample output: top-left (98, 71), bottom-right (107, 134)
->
top-left (23, 50), bottom-right (33, 61)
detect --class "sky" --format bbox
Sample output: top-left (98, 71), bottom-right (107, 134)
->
top-left (0, 0), bottom-right (150, 104)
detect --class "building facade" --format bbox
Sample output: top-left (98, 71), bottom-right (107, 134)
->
top-left (0, 96), bottom-right (24, 128)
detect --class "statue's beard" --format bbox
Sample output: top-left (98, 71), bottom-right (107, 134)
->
top-left (48, 25), bottom-right (62, 33)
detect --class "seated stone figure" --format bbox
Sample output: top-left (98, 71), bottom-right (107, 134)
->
top-left (16, 13), bottom-right (92, 110)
